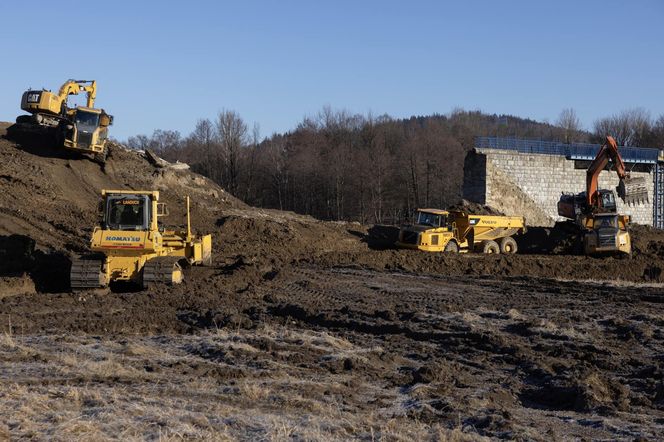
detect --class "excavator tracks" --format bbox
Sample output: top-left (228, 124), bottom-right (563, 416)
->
top-left (142, 257), bottom-right (184, 289)
top-left (70, 257), bottom-right (106, 290)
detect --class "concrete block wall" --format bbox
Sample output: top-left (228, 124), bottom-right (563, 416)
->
top-left (463, 148), bottom-right (654, 227)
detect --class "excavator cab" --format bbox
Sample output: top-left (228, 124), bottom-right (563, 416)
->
top-left (598, 189), bottom-right (616, 213)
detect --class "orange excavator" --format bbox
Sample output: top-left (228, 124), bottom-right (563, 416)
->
top-left (557, 136), bottom-right (648, 255)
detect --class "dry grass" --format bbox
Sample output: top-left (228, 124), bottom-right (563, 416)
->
top-left (0, 329), bottom-right (487, 441)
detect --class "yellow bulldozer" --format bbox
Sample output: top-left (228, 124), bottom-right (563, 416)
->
top-left (397, 208), bottom-right (526, 254)
top-left (14, 79), bottom-right (113, 162)
top-left (70, 190), bottom-right (212, 290)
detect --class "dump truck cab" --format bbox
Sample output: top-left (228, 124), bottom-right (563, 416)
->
top-left (582, 213), bottom-right (631, 255)
top-left (61, 106), bottom-right (113, 158)
top-left (70, 190), bottom-right (212, 289)
top-left (397, 208), bottom-right (525, 254)
top-left (397, 209), bottom-right (464, 252)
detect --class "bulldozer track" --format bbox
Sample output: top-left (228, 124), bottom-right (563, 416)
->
top-left (142, 257), bottom-right (183, 288)
top-left (70, 257), bottom-right (105, 290)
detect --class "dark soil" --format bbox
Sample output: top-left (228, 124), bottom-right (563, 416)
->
top-left (2, 123), bottom-right (664, 439)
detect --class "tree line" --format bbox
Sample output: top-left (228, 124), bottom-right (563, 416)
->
top-left (125, 107), bottom-right (664, 224)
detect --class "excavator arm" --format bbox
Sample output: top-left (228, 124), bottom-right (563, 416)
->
top-left (57, 80), bottom-right (96, 108)
top-left (586, 136), bottom-right (647, 207)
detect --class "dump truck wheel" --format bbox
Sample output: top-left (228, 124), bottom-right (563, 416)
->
top-left (443, 241), bottom-right (459, 253)
top-left (499, 236), bottom-right (518, 254)
top-left (481, 240), bottom-right (500, 254)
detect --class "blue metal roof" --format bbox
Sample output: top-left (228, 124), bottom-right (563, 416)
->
top-left (475, 137), bottom-right (660, 164)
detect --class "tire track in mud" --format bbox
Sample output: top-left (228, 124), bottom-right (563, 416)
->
top-left (257, 266), bottom-right (664, 437)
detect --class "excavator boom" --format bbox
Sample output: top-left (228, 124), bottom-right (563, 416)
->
top-left (57, 79), bottom-right (97, 108)
top-left (587, 136), bottom-right (648, 207)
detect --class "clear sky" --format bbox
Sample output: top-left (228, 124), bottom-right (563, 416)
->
top-left (1, 1), bottom-right (663, 140)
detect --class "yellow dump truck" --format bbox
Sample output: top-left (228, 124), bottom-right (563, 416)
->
top-left (397, 208), bottom-right (526, 254)
top-left (70, 190), bottom-right (212, 290)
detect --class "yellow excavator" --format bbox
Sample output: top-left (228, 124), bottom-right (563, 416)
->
top-left (70, 190), bottom-right (212, 290)
top-left (14, 79), bottom-right (113, 162)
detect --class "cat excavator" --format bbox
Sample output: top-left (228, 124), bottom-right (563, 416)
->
top-left (11, 79), bottom-right (113, 162)
top-left (557, 136), bottom-right (648, 255)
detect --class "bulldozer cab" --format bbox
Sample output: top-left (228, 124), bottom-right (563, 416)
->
top-left (104, 194), bottom-right (151, 231)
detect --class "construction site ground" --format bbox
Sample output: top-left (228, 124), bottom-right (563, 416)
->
top-left (1, 122), bottom-right (664, 440)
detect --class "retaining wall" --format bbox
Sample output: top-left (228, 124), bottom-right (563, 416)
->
top-left (463, 148), bottom-right (654, 226)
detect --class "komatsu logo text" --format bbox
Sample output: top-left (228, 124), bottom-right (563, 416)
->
top-left (105, 236), bottom-right (140, 242)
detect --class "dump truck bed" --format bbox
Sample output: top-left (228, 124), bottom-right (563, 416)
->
top-left (463, 214), bottom-right (526, 242)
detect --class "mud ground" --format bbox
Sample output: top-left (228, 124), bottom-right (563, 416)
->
top-left (1, 122), bottom-right (664, 440)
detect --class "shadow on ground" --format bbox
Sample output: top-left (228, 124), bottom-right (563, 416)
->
top-left (348, 225), bottom-right (400, 250)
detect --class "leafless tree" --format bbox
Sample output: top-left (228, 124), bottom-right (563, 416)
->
top-left (126, 134), bottom-right (150, 150)
top-left (557, 108), bottom-right (581, 143)
top-left (593, 108), bottom-right (652, 146)
top-left (190, 119), bottom-right (218, 180)
top-left (126, 106), bottom-right (606, 223)
top-left (216, 110), bottom-right (248, 194)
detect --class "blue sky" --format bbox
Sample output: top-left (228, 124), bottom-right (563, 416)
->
top-left (1, 1), bottom-right (663, 140)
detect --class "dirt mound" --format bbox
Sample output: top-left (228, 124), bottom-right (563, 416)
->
top-left (447, 199), bottom-right (504, 215)
top-left (0, 124), bottom-right (244, 254)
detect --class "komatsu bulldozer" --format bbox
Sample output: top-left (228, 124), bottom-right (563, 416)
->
top-left (70, 190), bottom-right (212, 290)
top-left (13, 79), bottom-right (113, 162)
top-left (557, 136), bottom-right (647, 255)
top-left (397, 209), bottom-right (526, 254)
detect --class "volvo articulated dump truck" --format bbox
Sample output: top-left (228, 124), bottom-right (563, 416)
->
top-left (397, 209), bottom-right (526, 254)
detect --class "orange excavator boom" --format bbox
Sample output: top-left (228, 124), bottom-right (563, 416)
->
top-left (587, 136), bottom-right (647, 207)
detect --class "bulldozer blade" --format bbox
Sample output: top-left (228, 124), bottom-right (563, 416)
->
top-left (617, 177), bottom-right (649, 205)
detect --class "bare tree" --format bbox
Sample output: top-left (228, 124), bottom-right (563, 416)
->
top-left (126, 134), bottom-right (150, 150)
top-left (557, 108), bottom-right (581, 143)
top-left (593, 108), bottom-right (652, 146)
top-left (647, 114), bottom-right (664, 147)
top-left (242, 122), bottom-right (261, 201)
top-left (190, 119), bottom-right (218, 181)
top-left (216, 110), bottom-right (248, 194)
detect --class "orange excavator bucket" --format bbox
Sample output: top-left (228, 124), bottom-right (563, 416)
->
top-left (617, 176), bottom-right (648, 205)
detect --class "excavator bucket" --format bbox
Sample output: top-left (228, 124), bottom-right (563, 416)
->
top-left (617, 177), bottom-right (649, 205)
